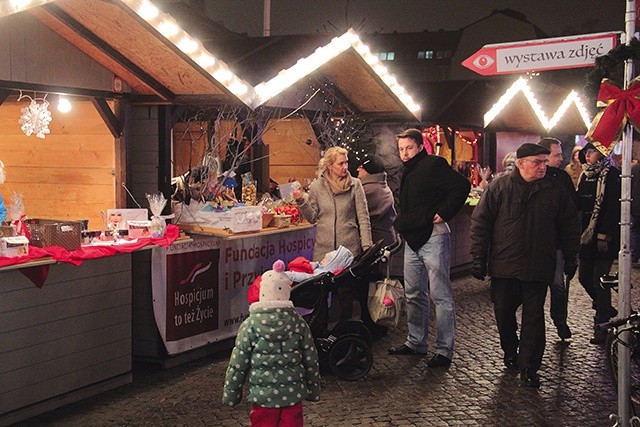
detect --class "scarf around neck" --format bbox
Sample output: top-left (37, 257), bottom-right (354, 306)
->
top-left (580, 157), bottom-right (611, 245)
top-left (324, 172), bottom-right (352, 195)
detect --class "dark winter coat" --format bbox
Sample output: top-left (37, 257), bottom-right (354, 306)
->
top-left (361, 172), bottom-right (397, 246)
top-left (576, 165), bottom-right (621, 260)
top-left (470, 167), bottom-right (580, 283)
top-left (394, 150), bottom-right (471, 251)
top-left (298, 175), bottom-right (372, 261)
top-left (546, 165), bottom-right (579, 207)
top-left (545, 165), bottom-right (580, 246)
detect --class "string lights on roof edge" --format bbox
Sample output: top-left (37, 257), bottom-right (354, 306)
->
top-left (2, 2), bottom-right (419, 119)
top-left (483, 77), bottom-right (592, 132)
top-left (253, 28), bottom-right (420, 115)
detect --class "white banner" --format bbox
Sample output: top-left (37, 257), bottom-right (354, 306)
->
top-left (151, 227), bottom-right (315, 355)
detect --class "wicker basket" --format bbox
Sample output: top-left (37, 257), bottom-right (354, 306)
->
top-left (27, 219), bottom-right (83, 251)
top-left (272, 214), bottom-right (291, 228)
top-left (0, 225), bottom-right (14, 238)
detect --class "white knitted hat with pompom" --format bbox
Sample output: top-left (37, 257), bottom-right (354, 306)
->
top-left (259, 259), bottom-right (293, 302)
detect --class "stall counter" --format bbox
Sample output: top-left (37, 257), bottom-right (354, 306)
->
top-left (0, 226), bottom-right (182, 424)
top-left (0, 254), bottom-right (133, 425)
top-left (132, 223), bottom-right (316, 367)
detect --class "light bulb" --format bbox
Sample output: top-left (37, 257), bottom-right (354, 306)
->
top-left (57, 96), bottom-right (72, 113)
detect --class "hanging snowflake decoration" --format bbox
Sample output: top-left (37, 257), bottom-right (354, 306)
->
top-left (19, 98), bottom-right (52, 138)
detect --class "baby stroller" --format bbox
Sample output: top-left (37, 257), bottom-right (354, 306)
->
top-left (290, 238), bottom-right (403, 380)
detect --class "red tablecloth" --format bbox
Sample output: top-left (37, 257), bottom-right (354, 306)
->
top-left (1, 224), bottom-right (180, 288)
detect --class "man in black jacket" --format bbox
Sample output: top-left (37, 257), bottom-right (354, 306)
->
top-left (389, 128), bottom-right (470, 369)
top-left (537, 137), bottom-right (579, 341)
top-left (470, 143), bottom-right (580, 388)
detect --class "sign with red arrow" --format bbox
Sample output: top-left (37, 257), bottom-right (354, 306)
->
top-left (462, 32), bottom-right (619, 76)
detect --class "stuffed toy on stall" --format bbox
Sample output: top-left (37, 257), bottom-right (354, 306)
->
top-left (222, 259), bottom-right (320, 427)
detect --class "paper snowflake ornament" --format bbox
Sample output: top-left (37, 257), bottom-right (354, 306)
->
top-left (19, 98), bottom-right (52, 138)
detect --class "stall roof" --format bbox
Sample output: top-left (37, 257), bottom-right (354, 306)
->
top-left (0, 0), bottom-right (419, 119)
top-left (22, 0), bottom-right (254, 106)
top-left (206, 33), bottom-right (422, 120)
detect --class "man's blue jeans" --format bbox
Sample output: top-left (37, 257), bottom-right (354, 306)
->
top-left (403, 233), bottom-right (455, 359)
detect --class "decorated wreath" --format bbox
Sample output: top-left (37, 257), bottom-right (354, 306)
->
top-left (584, 36), bottom-right (640, 155)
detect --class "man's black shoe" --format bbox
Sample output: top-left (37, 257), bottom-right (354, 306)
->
top-left (520, 369), bottom-right (541, 388)
top-left (503, 354), bottom-right (519, 371)
top-left (590, 328), bottom-right (607, 344)
top-left (388, 344), bottom-right (421, 355)
top-left (427, 354), bottom-right (452, 368)
top-left (556, 324), bottom-right (572, 340)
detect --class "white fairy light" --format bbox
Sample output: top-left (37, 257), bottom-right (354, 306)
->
top-left (137, 1), bottom-right (159, 20)
top-left (57, 96), bottom-right (72, 113)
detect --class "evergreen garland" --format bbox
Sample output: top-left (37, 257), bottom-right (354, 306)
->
top-left (585, 37), bottom-right (640, 111)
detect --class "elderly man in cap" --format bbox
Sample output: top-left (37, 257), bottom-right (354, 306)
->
top-left (470, 143), bottom-right (580, 388)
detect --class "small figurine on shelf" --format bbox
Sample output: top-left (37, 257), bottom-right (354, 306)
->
top-left (241, 172), bottom-right (257, 206)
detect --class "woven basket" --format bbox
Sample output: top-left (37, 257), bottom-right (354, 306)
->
top-left (27, 219), bottom-right (82, 251)
top-left (0, 225), bottom-right (14, 238)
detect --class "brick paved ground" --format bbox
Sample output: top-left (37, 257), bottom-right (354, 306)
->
top-left (15, 266), bottom-right (640, 427)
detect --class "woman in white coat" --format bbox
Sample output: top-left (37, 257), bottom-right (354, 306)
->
top-left (293, 146), bottom-right (373, 320)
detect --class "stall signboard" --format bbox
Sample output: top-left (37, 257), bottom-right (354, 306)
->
top-left (462, 32), bottom-right (619, 76)
top-left (152, 229), bottom-right (315, 355)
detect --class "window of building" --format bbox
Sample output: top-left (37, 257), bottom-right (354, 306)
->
top-left (418, 50), bottom-right (451, 60)
top-left (418, 50), bottom-right (434, 59)
top-left (375, 52), bottom-right (395, 61)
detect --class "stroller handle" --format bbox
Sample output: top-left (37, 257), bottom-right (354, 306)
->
top-left (386, 236), bottom-right (404, 255)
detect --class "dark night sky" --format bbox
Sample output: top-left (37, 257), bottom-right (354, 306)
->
top-left (199, 0), bottom-right (627, 38)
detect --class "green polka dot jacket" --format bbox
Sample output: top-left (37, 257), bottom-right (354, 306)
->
top-left (222, 301), bottom-right (321, 408)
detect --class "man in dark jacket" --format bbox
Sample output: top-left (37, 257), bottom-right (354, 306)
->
top-left (537, 137), bottom-right (579, 341)
top-left (470, 143), bottom-right (580, 388)
top-left (389, 128), bottom-right (470, 369)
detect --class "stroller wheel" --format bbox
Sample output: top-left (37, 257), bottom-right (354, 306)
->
top-left (328, 335), bottom-right (373, 381)
top-left (331, 320), bottom-right (373, 346)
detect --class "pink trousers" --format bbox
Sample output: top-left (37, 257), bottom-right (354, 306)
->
top-left (250, 402), bottom-right (303, 427)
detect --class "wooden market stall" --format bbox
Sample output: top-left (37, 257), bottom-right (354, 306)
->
top-left (0, 255), bottom-right (133, 425)
top-left (0, 0), bottom-right (255, 422)
top-left (0, 1), bottom-right (423, 423)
